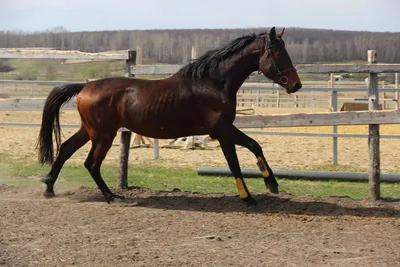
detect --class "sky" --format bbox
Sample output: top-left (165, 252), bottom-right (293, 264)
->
top-left (1, 0), bottom-right (399, 33)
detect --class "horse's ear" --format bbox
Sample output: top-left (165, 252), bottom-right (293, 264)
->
top-left (278, 28), bottom-right (285, 38)
top-left (269, 27), bottom-right (276, 39)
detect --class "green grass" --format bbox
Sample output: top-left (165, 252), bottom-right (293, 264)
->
top-left (0, 158), bottom-right (399, 200)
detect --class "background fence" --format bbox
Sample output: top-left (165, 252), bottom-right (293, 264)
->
top-left (1, 80), bottom-right (399, 109)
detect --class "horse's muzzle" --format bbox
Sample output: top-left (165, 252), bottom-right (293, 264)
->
top-left (286, 82), bottom-right (302, 93)
top-left (293, 82), bottom-right (302, 92)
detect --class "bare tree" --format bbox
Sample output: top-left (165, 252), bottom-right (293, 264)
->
top-left (0, 27), bottom-right (399, 63)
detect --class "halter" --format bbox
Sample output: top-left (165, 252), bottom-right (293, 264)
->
top-left (259, 36), bottom-right (296, 85)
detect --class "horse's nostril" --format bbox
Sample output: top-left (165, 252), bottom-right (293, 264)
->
top-left (294, 83), bottom-right (302, 91)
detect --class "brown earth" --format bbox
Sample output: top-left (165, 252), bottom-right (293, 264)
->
top-left (0, 184), bottom-right (399, 267)
top-left (1, 108), bottom-right (400, 266)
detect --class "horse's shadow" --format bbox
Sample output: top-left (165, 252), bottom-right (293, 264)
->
top-left (68, 187), bottom-right (400, 219)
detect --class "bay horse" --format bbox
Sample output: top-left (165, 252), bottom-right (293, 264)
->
top-left (37, 27), bottom-right (302, 206)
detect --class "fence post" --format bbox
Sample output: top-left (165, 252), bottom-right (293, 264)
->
top-left (117, 49), bottom-right (136, 189)
top-left (395, 73), bottom-right (399, 109)
top-left (136, 45), bottom-right (143, 65)
top-left (256, 89), bottom-right (260, 107)
top-left (330, 73), bottom-right (338, 165)
top-left (153, 139), bottom-right (159, 159)
top-left (367, 50), bottom-right (380, 200)
top-left (276, 87), bottom-right (280, 107)
top-left (270, 83), bottom-right (275, 108)
top-left (150, 46), bottom-right (162, 159)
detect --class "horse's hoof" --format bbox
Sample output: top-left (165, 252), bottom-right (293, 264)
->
top-left (265, 179), bottom-right (279, 194)
top-left (43, 191), bottom-right (56, 198)
top-left (106, 194), bottom-right (126, 203)
top-left (113, 196), bottom-right (126, 203)
top-left (267, 184), bottom-right (279, 194)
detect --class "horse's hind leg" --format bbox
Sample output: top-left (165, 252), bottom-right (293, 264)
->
top-left (84, 133), bottom-right (124, 203)
top-left (228, 125), bottom-right (279, 194)
top-left (42, 127), bottom-right (89, 197)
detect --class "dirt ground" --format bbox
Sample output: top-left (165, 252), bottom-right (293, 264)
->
top-left (1, 108), bottom-right (400, 266)
top-left (0, 184), bottom-right (399, 267)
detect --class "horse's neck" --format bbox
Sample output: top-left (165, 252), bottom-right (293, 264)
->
top-left (222, 51), bottom-right (260, 98)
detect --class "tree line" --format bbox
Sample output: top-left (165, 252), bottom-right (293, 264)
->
top-left (0, 27), bottom-right (399, 64)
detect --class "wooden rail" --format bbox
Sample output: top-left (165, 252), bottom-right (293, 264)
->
top-left (0, 49), bottom-right (128, 60)
top-left (233, 109), bottom-right (400, 128)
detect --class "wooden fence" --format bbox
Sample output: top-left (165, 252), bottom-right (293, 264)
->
top-left (125, 49), bottom-right (400, 201)
top-left (1, 48), bottom-right (400, 200)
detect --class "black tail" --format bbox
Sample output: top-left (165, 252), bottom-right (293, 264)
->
top-left (37, 83), bottom-right (86, 165)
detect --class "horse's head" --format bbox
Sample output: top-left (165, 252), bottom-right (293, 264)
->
top-left (258, 27), bottom-right (302, 93)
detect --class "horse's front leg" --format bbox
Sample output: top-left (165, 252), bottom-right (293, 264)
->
top-left (226, 124), bottom-right (279, 194)
top-left (217, 139), bottom-right (258, 206)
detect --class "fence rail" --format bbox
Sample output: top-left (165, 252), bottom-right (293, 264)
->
top-left (0, 49), bottom-right (129, 60)
top-left (234, 109), bottom-right (400, 128)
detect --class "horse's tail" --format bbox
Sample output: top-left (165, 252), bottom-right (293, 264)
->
top-left (37, 83), bottom-right (86, 165)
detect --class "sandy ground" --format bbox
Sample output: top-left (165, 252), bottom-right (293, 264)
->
top-left (1, 108), bottom-right (399, 266)
top-left (0, 184), bottom-right (399, 267)
top-left (1, 108), bottom-right (400, 173)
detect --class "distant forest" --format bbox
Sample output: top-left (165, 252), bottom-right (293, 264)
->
top-left (0, 27), bottom-right (399, 63)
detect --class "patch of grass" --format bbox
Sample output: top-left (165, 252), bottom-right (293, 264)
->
top-left (0, 158), bottom-right (399, 200)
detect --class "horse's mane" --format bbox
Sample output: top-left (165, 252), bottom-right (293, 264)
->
top-left (179, 32), bottom-right (267, 79)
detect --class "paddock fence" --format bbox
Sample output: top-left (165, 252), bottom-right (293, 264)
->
top-left (1, 48), bottom-right (400, 200)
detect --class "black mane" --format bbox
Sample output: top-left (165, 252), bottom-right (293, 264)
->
top-left (179, 32), bottom-right (267, 79)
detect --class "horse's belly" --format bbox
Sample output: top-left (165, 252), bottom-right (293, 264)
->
top-left (122, 110), bottom-right (208, 139)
